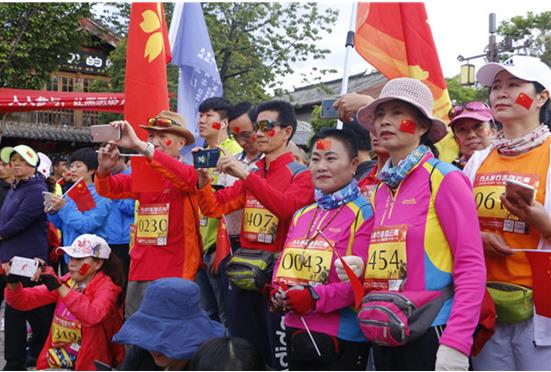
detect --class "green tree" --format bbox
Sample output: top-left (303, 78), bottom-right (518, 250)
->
top-left (203, 3), bottom-right (338, 102)
top-left (0, 3), bottom-right (91, 89)
top-left (446, 76), bottom-right (487, 105)
top-left (497, 11), bottom-right (551, 66)
top-left (94, 3), bottom-right (338, 103)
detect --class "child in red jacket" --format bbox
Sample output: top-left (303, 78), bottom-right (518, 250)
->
top-left (4, 234), bottom-right (125, 370)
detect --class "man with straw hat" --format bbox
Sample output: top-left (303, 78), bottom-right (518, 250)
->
top-left (96, 110), bottom-right (201, 319)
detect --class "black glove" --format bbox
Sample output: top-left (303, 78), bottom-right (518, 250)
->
top-left (40, 266), bottom-right (63, 291)
top-left (41, 274), bottom-right (62, 291)
top-left (6, 273), bottom-right (23, 284)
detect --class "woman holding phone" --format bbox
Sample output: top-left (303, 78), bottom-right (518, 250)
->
top-left (4, 234), bottom-right (125, 370)
top-left (464, 55), bottom-right (551, 370)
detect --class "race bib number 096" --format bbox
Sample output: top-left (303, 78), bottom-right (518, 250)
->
top-left (474, 172), bottom-right (538, 234)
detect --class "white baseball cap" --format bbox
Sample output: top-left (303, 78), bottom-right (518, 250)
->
top-left (56, 234), bottom-right (111, 259)
top-left (477, 55), bottom-right (551, 91)
top-left (37, 152), bottom-right (52, 178)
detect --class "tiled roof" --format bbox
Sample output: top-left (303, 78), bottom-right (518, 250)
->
top-left (277, 71), bottom-right (388, 108)
top-left (2, 121), bottom-right (91, 143)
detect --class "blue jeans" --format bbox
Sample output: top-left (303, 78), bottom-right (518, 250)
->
top-left (195, 254), bottom-right (230, 328)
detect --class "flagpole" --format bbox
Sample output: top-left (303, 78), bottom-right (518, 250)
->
top-left (336, 2), bottom-right (358, 130)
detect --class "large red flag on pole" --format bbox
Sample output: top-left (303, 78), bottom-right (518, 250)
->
top-left (355, 3), bottom-right (458, 162)
top-left (125, 3), bottom-right (171, 192)
top-left (525, 251), bottom-right (551, 318)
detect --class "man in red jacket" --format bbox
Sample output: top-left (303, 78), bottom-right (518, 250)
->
top-left (196, 100), bottom-right (314, 370)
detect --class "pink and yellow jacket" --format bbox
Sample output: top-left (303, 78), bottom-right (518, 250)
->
top-left (272, 194), bottom-right (373, 342)
top-left (370, 154), bottom-right (486, 356)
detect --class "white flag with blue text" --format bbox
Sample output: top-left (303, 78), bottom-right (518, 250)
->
top-left (169, 2), bottom-right (223, 151)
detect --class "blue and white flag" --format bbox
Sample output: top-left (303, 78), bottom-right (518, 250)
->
top-left (169, 3), bottom-right (223, 153)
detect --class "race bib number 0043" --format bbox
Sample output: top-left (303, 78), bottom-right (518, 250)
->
top-left (136, 203), bottom-right (169, 246)
top-left (276, 239), bottom-right (333, 285)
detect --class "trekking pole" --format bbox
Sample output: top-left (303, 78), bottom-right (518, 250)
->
top-left (300, 316), bottom-right (321, 357)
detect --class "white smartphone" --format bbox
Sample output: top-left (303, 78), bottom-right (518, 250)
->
top-left (9, 256), bottom-right (39, 278)
top-left (43, 191), bottom-right (54, 211)
top-left (505, 179), bottom-right (536, 204)
top-left (90, 125), bottom-right (121, 143)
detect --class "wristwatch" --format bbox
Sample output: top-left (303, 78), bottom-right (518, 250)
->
top-left (141, 142), bottom-right (154, 158)
top-left (307, 285), bottom-right (320, 301)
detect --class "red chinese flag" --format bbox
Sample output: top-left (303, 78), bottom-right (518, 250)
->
top-left (125, 3), bottom-right (172, 192)
top-left (215, 218), bottom-right (232, 270)
top-left (66, 179), bottom-right (96, 212)
top-left (332, 247), bottom-right (365, 309)
top-left (525, 251), bottom-right (551, 318)
top-left (355, 3), bottom-right (458, 162)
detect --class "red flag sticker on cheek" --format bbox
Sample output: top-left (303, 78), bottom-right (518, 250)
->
top-left (515, 92), bottom-right (533, 110)
top-left (399, 120), bottom-right (417, 134)
top-left (315, 139), bottom-right (332, 150)
top-left (266, 129), bottom-right (276, 137)
top-left (212, 122), bottom-right (222, 130)
top-left (79, 263), bottom-right (91, 276)
top-left (232, 127), bottom-right (240, 134)
top-left (164, 138), bottom-right (172, 146)
top-left (251, 134), bottom-right (257, 142)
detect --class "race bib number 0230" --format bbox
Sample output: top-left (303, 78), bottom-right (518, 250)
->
top-left (276, 239), bottom-right (333, 285)
top-left (364, 225), bottom-right (408, 291)
top-left (136, 203), bottom-right (169, 246)
top-left (243, 196), bottom-right (278, 244)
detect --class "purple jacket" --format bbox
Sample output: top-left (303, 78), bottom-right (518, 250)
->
top-left (0, 174), bottom-right (48, 262)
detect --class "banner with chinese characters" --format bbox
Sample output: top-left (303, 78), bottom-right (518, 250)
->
top-left (0, 88), bottom-right (124, 113)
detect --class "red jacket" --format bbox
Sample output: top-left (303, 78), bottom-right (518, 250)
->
top-left (198, 152), bottom-right (314, 252)
top-left (5, 272), bottom-right (124, 371)
top-left (95, 150), bottom-right (202, 281)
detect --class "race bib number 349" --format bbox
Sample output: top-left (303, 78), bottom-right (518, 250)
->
top-left (136, 203), bottom-right (169, 246)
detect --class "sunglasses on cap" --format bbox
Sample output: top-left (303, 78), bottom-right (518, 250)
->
top-left (147, 117), bottom-right (177, 128)
top-left (448, 102), bottom-right (491, 121)
top-left (253, 119), bottom-right (289, 132)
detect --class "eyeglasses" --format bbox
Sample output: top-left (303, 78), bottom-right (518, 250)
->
top-left (147, 117), bottom-right (176, 128)
top-left (253, 119), bottom-right (281, 132)
top-left (448, 102), bottom-right (491, 121)
top-left (231, 130), bottom-right (255, 140)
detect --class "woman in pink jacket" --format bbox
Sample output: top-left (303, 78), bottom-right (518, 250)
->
top-left (4, 234), bottom-right (125, 370)
top-left (271, 128), bottom-right (374, 370)
top-left (356, 78), bottom-right (486, 370)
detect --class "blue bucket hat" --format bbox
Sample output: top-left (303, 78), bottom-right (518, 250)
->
top-left (113, 278), bottom-right (225, 360)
